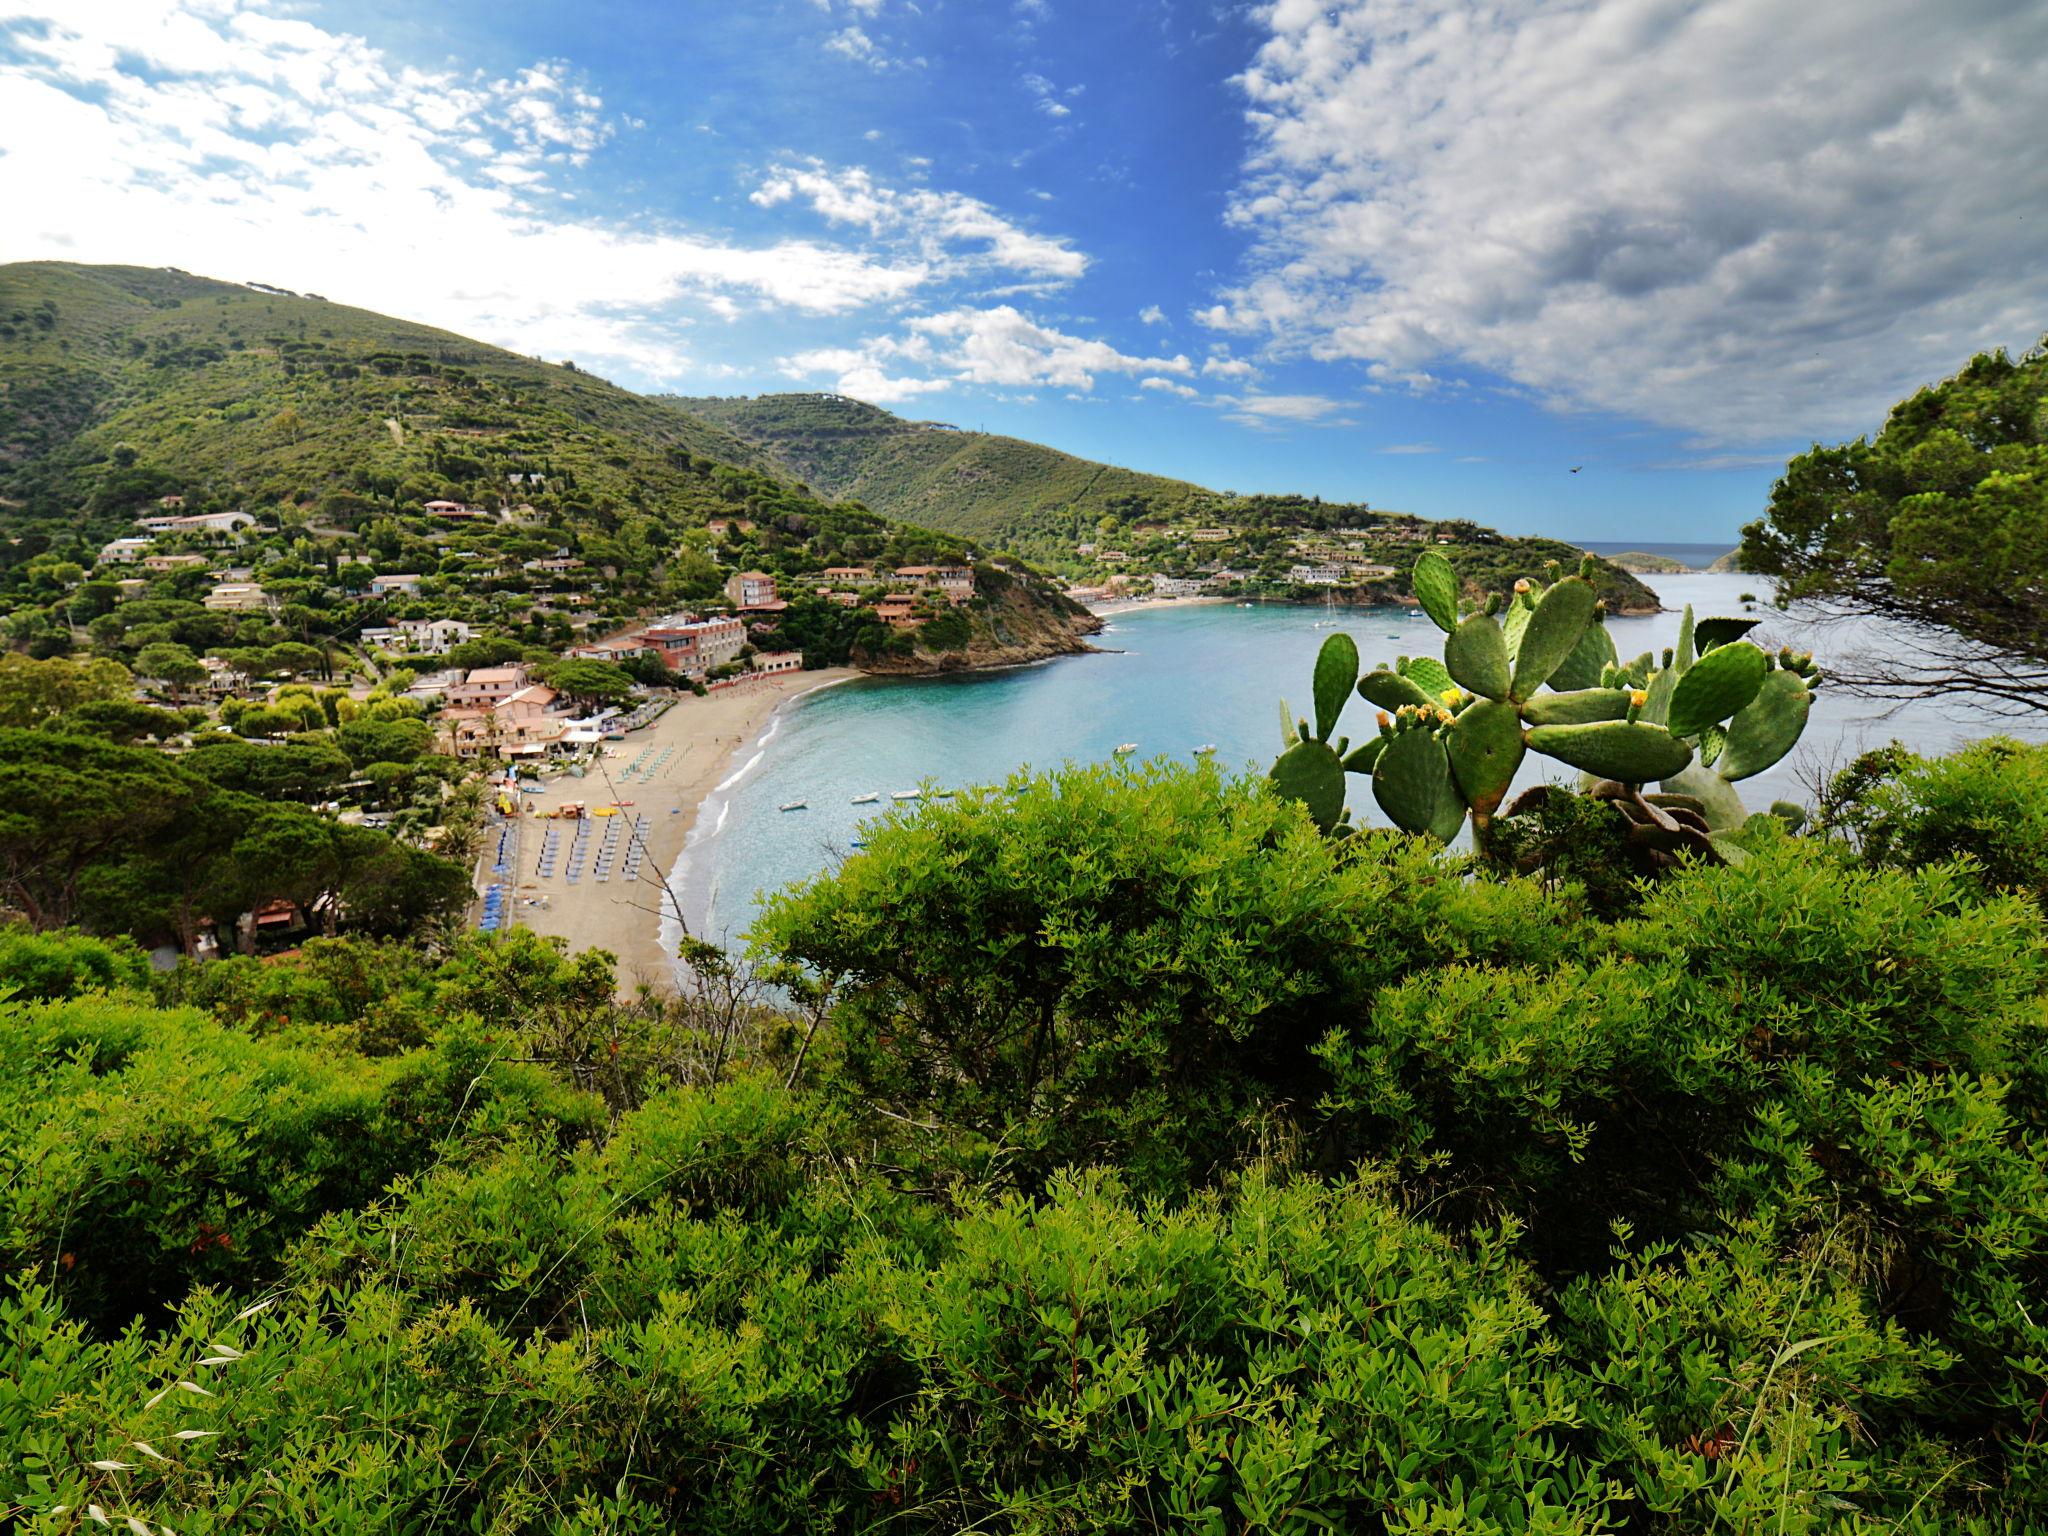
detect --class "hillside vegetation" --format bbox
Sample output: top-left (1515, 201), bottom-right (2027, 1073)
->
top-left (0, 263), bottom-right (1091, 674)
top-left (8, 736), bottom-right (2048, 1529)
top-left (671, 391), bottom-right (1211, 555)
top-left (669, 392), bottom-right (1659, 610)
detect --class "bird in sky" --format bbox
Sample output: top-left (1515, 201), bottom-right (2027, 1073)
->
top-left (1570, 465), bottom-right (1583, 473)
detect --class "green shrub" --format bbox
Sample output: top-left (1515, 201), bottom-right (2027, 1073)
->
top-left (0, 927), bottom-right (149, 1000)
top-left (0, 993), bottom-right (599, 1331)
top-left (754, 759), bottom-right (1577, 1190)
top-left (1822, 736), bottom-right (2048, 909)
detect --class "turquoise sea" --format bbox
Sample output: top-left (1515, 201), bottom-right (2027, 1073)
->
top-left (669, 573), bottom-right (2048, 946)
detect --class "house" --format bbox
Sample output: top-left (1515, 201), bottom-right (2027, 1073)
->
top-left (875, 595), bottom-right (923, 629)
top-left (143, 553), bottom-right (208, 573)
top-left (396, 617), bottom-right (473, 654)
top-left (522, 556), bottom-right (586, 574)
top-left (752, 651), bottom-right (802, 675)
top-left (169, 510), bottom-right (255, 535)
top-left (423, 500), bottom-right (489, 520)
top-left (369, 573), bottom-right (423, 597)
top-left (1187, 528), bottom-right (1235, 543)
top-left (1287, 564), bottom-right (1347, 586)
top-left (98, 537), bottom-right (154, 565)
top-left (441, 684), bottom-right (576, 759)
top-left (446, 664), bottom-right (530, 709)
top-left (403, 667), bottom-right (464, 703)
top-left (158, 494), bottom-right (186, 510)
top-left (568, 636), bottom-right (654, 664)
top-left (724, 570), bottom-right (782, 610)
top-left (642, 614), bottom-right (746, 676)
top-left (895, 565), bottom-right (975, 605)
top-left (1149, 575), bottom-right (1209, 598)
top-left (823, 566), bottom-right (873, 584)
top-left (203, 583), bottom-right (272, 611)
top-left (705, 518), bottom-right (756, 536)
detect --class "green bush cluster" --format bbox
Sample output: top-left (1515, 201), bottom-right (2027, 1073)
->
top-left (6, 752), bottom-right (2048, 1530)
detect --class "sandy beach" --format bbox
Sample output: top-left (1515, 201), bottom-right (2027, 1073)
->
top-left (502, 669), bottom-right (856, 994)
top-left (1086, 593), bottom-right (1237, 618)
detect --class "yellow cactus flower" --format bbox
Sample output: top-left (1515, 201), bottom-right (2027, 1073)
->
top-left (1439, 687), bottom-right (1462, 706)
top-left (1629, 688), bottom-right (1648, 708)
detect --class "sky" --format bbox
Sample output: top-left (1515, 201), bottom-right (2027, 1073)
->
top-left (2, 0), bottom-right (2043, 543)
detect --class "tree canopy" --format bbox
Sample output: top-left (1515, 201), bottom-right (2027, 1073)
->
top-left (1741, 338), bottom-right (2048, 709)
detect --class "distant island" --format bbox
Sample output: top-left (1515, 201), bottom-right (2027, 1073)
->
top-left (1601, 550), bottom-right (1695, 573)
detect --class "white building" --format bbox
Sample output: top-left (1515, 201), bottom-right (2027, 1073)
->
top-left (1149, 574), bottom-right (1209, 598)
top-left (1287, 563), bottom-right (1348, 586)
top-left (369, 574), bottom-right (423, 597)
top-left (98, 537), bottom-right (154, 565)
top-left (203, 583), bottom-right (271, 612)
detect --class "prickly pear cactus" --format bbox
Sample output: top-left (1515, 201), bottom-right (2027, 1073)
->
top-left (1267, 550), bottom-right (1820, 866)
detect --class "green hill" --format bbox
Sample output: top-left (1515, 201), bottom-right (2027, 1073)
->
top-left (669, 392), bottom-right (1658, 611)
top-left (0, 261), bottom-right (784, 527)
top-left (670, 391), bottom-right (1211, 559)
top-left (0, 262), bottom-right (1092, 673)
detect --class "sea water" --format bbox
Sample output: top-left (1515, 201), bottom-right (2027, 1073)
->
top-left (673, 572), bottom-right (2048, 945)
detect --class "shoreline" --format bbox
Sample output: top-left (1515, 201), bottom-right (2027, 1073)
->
top-left (503, 668), bottom-right (857, 995)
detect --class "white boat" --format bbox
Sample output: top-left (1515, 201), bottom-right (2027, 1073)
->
top-left (850, 792), bottom-right (879, 804)
top-left (779, 800), bottom-right (807, 812)
top-left (1113, 742), bottom-right (1138, 755)
top-left (891, 789), bottom-right (922, 801)
top-left (1194, 743), bottom-right (1217, 755)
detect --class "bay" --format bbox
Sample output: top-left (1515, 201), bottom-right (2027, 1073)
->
top-left (674, 572), bottom-right (2048, 944)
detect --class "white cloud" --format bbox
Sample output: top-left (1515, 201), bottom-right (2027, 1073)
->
top-left (1138, 304), bottom-right (1166, 326)
top-left (1217, 0), bottom-right (2048, 442)
top-left (1213, 392), bottom-right (1352, 429)
top-left (1200, 353), bottom-right (1257, 379)
top-left (0, 1), bottom-right (936, 383)
top-left (1379, 443), bottom-right (1438, 454)
top-left (1021, 71), bottom-right (1082, 119)
top-left (823, 25), bottom-right (878, 62)
top-left (752, 160), bottom-right (1086, 284)
top-left (1140, 376), bottom-right (1198, 399)
top-left (780, 304), bottom-right (1193, 401)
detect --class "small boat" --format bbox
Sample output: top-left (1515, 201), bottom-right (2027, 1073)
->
top-left (891, 789), bottom-right (922, 801)
top-left (1194, 743), bottom-right (1216, 755)
top-left (779, 800), bottom-right (807, 812)
top-left (850, 792), bottom-right (880, 804)
top-left (1113, 742), bottom-right (1138, 755)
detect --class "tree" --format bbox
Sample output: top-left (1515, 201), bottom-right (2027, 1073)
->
top-left (47, 700), bottom-right (189, 744)
top-left (185, 736), bottom-right (352, 801)
top-left (539, 657), bottom-right (632, 708)
top-left (337, 715), bottom-right (433, 769)
top-left (444, 636), bottom-right (529, 672)
top-left (0, 730), bottom-right (203, 928)
top-left (0, 654), bottom-right (133, 728)
top-left (265, 641), bottom-right (325, 680)
top-left (1741, 338), bottom-right (2048, 711)
top-left (134, 641), bottom-right (206, 700)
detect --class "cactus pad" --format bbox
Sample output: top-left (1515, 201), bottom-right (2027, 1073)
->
top-left (1270, 738), bottom-right (1347, 831)
top-left (1447, 699), bottom-right (1525, 814)
top-left (1311, 632), bottom-right (1360, 740)
top-left (1666, 640), bottom-right (1768, 737)
top-left (1718, 669), bottom-right (1812, 781)
top-left (1358, 668), bottom-right (1440, 714)
top-left (1520, 687), bottom-right (1634, 725)
top-left (1527, 720), bottom-right (1693, 782)
top-left (1372, 726), bottom-right (1459, 839)
top-left (1445, 613), bottom-right (1511, 699)
top-left (1510, 576), bottom-right (1598, 698)
top-left (1412, 550), bottom-right (1461, 632)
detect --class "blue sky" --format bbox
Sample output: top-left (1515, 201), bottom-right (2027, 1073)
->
top-left (4, 0), bottom-right (2045, 542)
